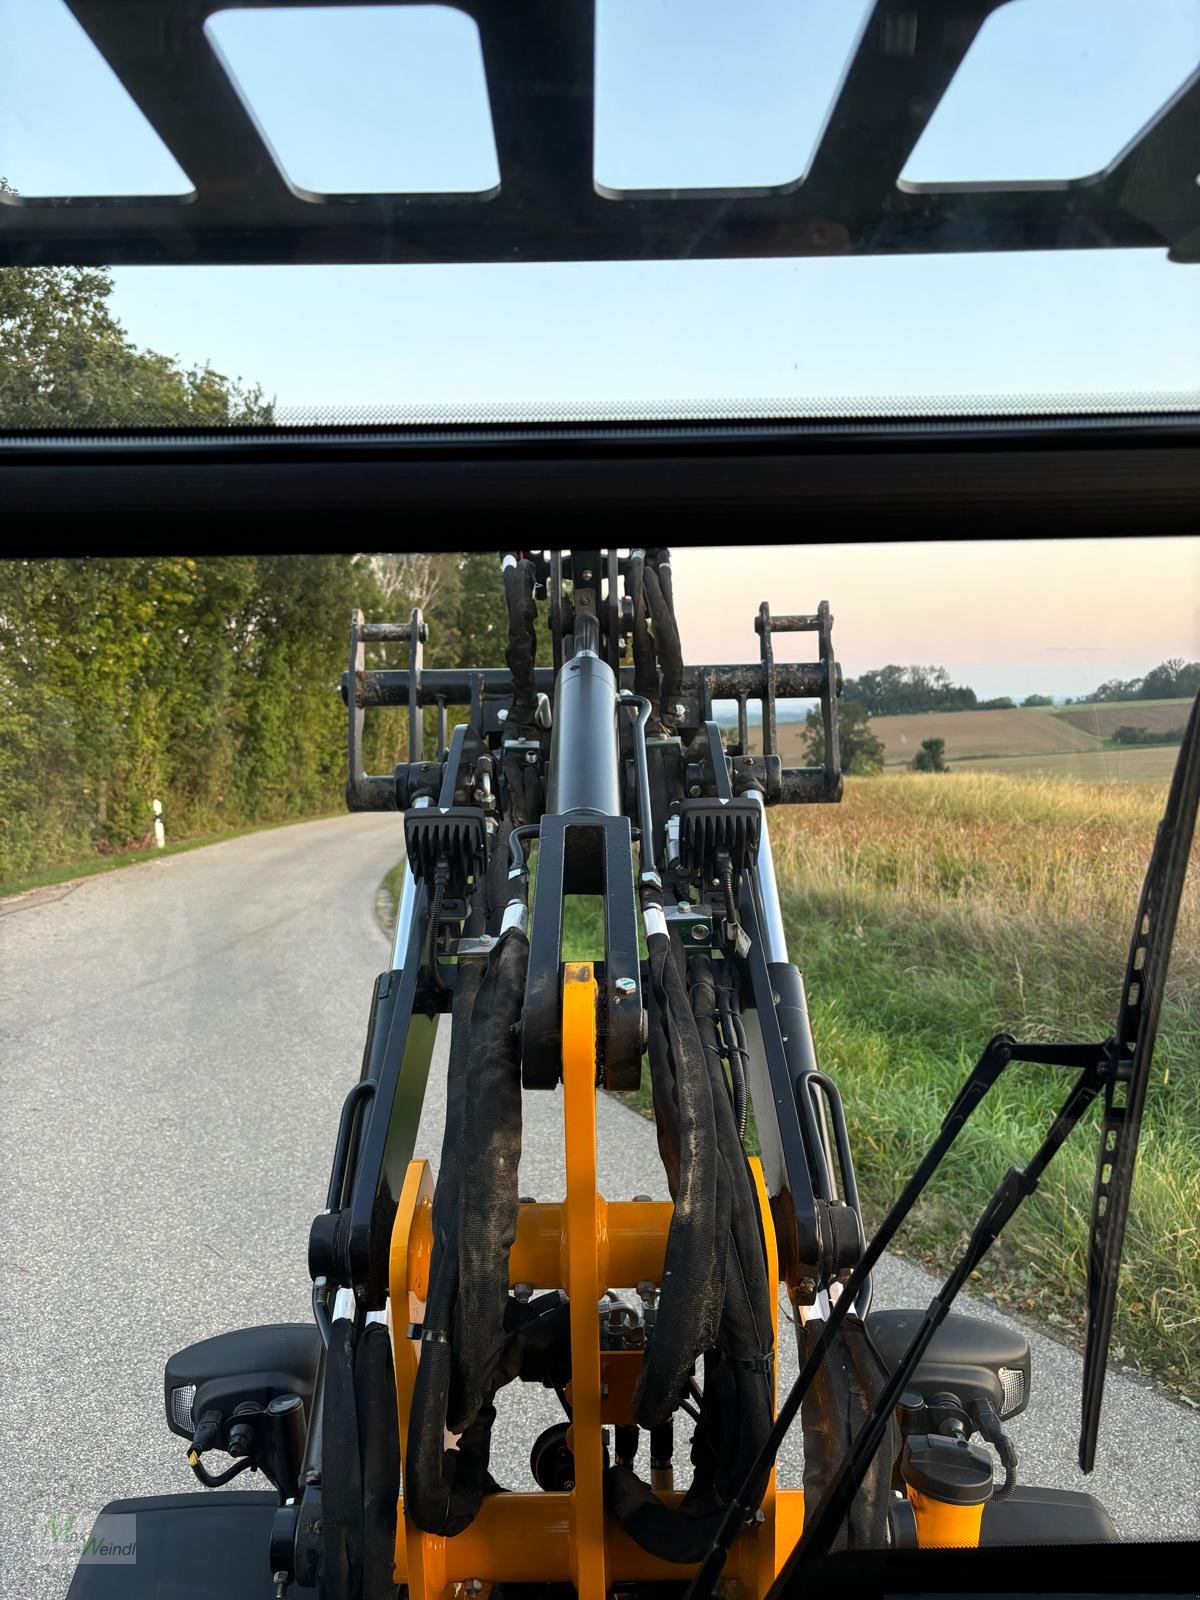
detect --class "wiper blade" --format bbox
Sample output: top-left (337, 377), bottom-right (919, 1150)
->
top-left (1079, 689), bottom-right (1200, 1472)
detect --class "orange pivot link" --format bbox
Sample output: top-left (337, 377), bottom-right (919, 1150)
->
top-left (390, 962), bottom-right (801, 1596)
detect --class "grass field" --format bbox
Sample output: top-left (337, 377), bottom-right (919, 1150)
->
top-left (382, 768), bottom-right (1198, 1395)
top-left (933, 747), bottom-right (1180, 783)
top-left (767, 775), bottom-right (1198, 1394)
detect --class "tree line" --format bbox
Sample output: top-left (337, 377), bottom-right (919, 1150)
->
top-left (1, 245), bottom-right (525, 881)
top-left (839, 659), bottom-right (1198, 718)
top-left (840, 664), bottom-right (1058, 717)
top-left (0, 554), bottom-right (511, 883)
top-left (1078, 659), bottom-right (1200, 704)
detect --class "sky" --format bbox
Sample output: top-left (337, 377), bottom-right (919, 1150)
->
top-left (669, 538), bottom-right (1199, 702)
top-left (2, 0), bottom-right (1200, 417)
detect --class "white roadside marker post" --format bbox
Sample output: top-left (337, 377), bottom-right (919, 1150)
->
top-left (153, 798), bottom-right (165, 850)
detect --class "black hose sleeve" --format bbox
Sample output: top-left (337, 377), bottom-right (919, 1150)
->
top-left (625, 550), bottom-right (662, 714)
top-left (646, 981), bottom-right (682, 1198)
top-left (501, 743), bottom-right (542, 827)
top-left (690, 959), bottom-right (774, 1506)
top-left (634, 932), bottom-right (726, 1430)
top-left (649, 547), bottom-right (676, 616)
top-left (642, 562), bottom-right (684, 730)
top-left (321, 1317), bottom-right (364, 1600)
top-left (606, 956), bottom-right (775, 1564)
top-left (493, 1291), bottom-right (573, 1393)
top-left (503, 557), bottom-right (539, 721)
top-left (403, 951), bottom-right (482, 1533)
top-left (718, 988), bottom-right (749, 1143)
top-left (449, 928), bottom-right (530, 1433)
top-left (800, 1313), bottom-right (898, 1553)
top-left (604, 1467), bottom-right (727, 1564)
top-left (356, 1319), bottom-right (400, 1598)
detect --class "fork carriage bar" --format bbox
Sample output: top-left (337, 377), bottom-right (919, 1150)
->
top-left (342, 661), bottom-right (835, 709)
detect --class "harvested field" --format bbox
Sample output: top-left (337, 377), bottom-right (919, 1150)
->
top-left (1054, 698), bottom-right (1192, 739)
top-left (777, 706), bottom-right (1096, 766)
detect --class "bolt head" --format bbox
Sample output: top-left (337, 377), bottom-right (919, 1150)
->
top-left (690, 923), bottom-right (707, 941)
top-left (689, 784), bottom-right (701, 797)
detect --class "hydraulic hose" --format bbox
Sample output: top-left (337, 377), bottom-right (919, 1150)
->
top-left (718, 987), bottom-right (749, 1143)
top-left (449, 926), bottom-right (529, 1431)
top-left (625, 550), bottom-right (661, 716)
top-left (405, 823), bottom-right (532, 1535)
top-left (501, 555), bottom-right (543, 823)
top-left (501, 554), bottom-right (538, 722)
top-left (605, 940), bottom-right (774, 1565)
top-left (403, 951), bottom-right (489, 1535)
top-left (633, 925), bottom-right (726, 1430)
top-left (641, 555), bottom-right (684, 730)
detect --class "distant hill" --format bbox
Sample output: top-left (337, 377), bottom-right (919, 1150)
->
top-left (1052, 699), bottom-right (1191, 739)
top-left (860, 707), bottom-right (1094, 764)
top-left (771, 698), bottom-right (1190, 784)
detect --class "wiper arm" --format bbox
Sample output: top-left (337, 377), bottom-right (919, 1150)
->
top-left (684, 1031), bottom-right (1099, 1600)
top-left (1080, 689), bottom-right (1200, 1472)
top-left (770, 1043), bottom-right (1115, 1596)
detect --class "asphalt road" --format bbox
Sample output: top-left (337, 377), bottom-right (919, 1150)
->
top-left (2, 815), bottom-right (1196, 1597)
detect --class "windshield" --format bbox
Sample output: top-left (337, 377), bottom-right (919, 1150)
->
top-left (2, 0), bottom-right (1199, 427)
top-left (2, 540), bottom-right (1198, 1599)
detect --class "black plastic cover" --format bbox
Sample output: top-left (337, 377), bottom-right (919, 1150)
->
top-left (868, 1309), bottom-right (1031, 1419)
top-left (163, 1323), bottom-right (321, 1440)
top-left (979, 1483), bottom-right (1119, 1546)
top-left (65, 1493), bottom-right (277, 1599)
top-left (901, 1431), bottom-right (994, 1506)
top-left (787, 1532), bottom-right (1164, 1600)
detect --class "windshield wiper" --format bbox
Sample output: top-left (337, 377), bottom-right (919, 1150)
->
top-left (1080, 689), bottom-right (1200, 1471)
top-left (688, 689), bottom-right (1200, 1600)
top-left (682, 1035), bottom-right (1099, 1600)
top-left (770, 1042), bottom-right (1117, 1595)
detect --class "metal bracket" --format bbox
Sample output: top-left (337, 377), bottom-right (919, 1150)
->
top-left (345, 607), bottom-right (428, 812)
